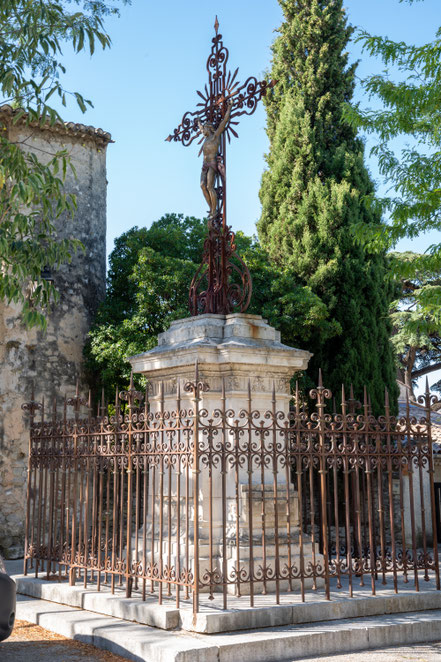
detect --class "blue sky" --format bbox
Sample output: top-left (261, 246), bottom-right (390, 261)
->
top-left (54, 0), bottom-right (440, 258)
top-left (24, 0), bottom-right (441, 392)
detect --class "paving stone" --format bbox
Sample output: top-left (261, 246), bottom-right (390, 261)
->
top-left (15, 593), bottom-right (441, 662)
top-left (14, 574), bottom-right (180, 630)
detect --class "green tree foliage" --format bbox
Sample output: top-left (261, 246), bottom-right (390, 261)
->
top-left (0, 0), bottom-right (129, 328)
top-left (86, 214), bottom-right (334, 397)
top-left (258, 0), bottom-right (398, 411)
top-left (344, 0), bottom-right (441, 325)
top-left (390, 252), bottom-right (441, 396)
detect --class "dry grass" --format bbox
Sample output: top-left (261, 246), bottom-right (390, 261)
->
top-left (7, 619), bottom-right (131, 661)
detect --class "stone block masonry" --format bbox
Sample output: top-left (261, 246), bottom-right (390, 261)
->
top-left (0, 106), bottom-right (112, 557)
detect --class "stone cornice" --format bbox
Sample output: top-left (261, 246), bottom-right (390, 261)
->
top-left (0, 104), bottom-right (113, 148)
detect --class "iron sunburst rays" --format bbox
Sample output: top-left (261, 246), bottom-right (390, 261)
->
top-left (165, 30), bottom-right (274, 148)
top-left (165, 21), bottom-right (275, 315)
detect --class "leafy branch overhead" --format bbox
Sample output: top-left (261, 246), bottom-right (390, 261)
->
top-left (85, 214), bottom-right (334, 398)
top-left (0, 0), bottom-right (129, 328)
top-left (257, 0), bottom-right (398, 413)
top-left (343, 0), bottom-right (441, 327)
top-left (390, 251), bottom-right (441, 395)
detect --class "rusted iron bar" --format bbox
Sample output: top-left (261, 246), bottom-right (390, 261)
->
top-left (23, 370), bottom-right (441, 614)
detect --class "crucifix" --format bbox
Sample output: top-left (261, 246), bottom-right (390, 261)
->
top-left (166, 17), bottom-right (275, 316)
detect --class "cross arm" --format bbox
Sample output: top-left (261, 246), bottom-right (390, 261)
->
top-left (165, 108), bottom-right (205, 146)
top-left (229, 77), bottom-right (276, 122)
top-left (165, 64), bottom-right (276, 147)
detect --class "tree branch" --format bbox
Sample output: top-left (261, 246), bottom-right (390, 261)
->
top-left (411, 362), bottom-right (441, 380)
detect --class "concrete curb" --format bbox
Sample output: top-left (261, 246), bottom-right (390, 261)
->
top-left (15, 593), bottom-right (441, 662)
top-left (184, 588), bottom-right (441, 633)
top-left (14, 573), bottom-right (441, 634)
top-left (14, 574), bottom-right (179, 630)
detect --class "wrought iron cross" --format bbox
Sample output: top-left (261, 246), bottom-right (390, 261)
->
top-left (166, 18), bottom-right (275, 316)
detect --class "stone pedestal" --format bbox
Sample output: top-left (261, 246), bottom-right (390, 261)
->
top-left (129, 313), bottom-right (312, 594)
top-left (130, 313), bottom-right (311, 407)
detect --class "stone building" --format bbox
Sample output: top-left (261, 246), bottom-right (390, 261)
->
top-left (0, 105), bottom-right (111, 557)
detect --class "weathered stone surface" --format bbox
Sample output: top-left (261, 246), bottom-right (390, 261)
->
top-left (128, 313), bottom-right (314, 598)
top-left (0, 117), bottom-right (110, 557)
top-left (15, 592), bottom-right (441, 662)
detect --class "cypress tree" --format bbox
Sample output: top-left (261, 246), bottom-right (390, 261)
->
top-left (258, 0), bottom-right (398, 412)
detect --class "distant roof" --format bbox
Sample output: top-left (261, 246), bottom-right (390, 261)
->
top-left (397, 401), bottom-right (441, 426)
top-left (0, 104), bottom-right (112, 147)
top-left (397, 401), bottom-right (441, 454)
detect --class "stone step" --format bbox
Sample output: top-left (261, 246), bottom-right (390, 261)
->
top-left (14, 571), bottom-right (441, 634)
top-left (15, 592), bottom-right (441, 662)
top-left (14, 573), bottom-right (179, 630)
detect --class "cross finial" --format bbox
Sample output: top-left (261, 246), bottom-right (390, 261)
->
top-left (167, 23), bottom-right (276, 316)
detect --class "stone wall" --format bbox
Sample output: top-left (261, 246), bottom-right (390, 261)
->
top-left (0, 112), bottom-right (110, 557)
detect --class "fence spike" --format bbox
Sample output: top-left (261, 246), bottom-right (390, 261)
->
top-left (422, 376), bottom-right (429, 414)
top-left (130, 371), bottom-right (134, 390)
top-left (99, 387), bottom-right (105, 417)
top-left (318, 368), bottom-right (323, 388)
top-left (341, 384), bottom-right (346, 414)
top-left (195, 358), bottom-right (199, 385)
top-left (363, 386), bottom-right (369, 416)
top-left (144, 384), bottom-right (149, 416)
top-left (160, 380), bottom-right (164, 412)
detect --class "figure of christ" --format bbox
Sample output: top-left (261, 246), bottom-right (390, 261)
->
top-left (197, 98), bottom-right (233, 218)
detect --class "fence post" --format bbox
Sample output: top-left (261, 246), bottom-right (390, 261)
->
top-left (422, 378), bottom-right (440, 590)
top-left (21, 386), bottom-right (42, 577)
top-left (312, 370), bottom-right (331, 600)
top-left (125, 374), bottom-right (134, 598)
top-left (188, 362), bottom-right (202, 620)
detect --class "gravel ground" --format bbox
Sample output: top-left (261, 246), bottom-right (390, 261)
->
top-left (294, 641), bottom-right (441, 661)
top-left (0, 619), bottom-right (131, 662)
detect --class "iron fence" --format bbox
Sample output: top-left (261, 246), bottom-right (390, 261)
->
top-left (22, 369), bottom-right (440, 617)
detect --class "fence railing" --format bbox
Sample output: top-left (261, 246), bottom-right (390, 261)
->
top-left (22, 371), bottom-right (440, 617)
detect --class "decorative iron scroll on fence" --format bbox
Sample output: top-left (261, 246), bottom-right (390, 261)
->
top-left (22, 368), bottom-right (440, 617)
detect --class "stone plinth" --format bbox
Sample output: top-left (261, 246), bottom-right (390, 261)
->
top-left (128, 313), bottom-right (312, 595)
top-left (129, 313), bottom-right (311, 410)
